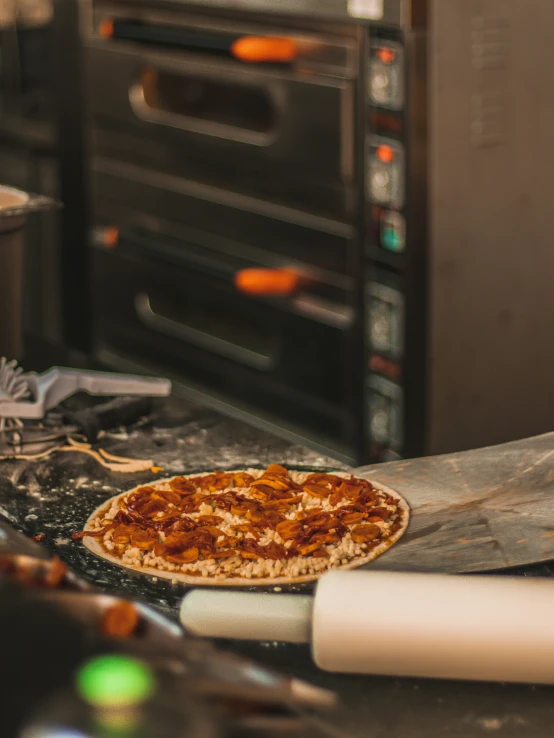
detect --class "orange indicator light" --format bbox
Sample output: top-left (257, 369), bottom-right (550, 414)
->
top-left (377, 47), bottom-right (396, 64)
top-left (377, 145), bottom-right (394, 164)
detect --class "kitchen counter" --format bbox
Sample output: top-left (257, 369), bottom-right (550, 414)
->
top-left (2, 341), bottom-right (554, 737)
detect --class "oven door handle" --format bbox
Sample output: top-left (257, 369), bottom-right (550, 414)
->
top-left (234, 269), bottom-right (354, 329)
top-left (134, 293), bottom-right (274, 371)
top-left (128, 80), bottom-right (278, 146)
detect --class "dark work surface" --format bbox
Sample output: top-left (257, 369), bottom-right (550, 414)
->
top-left (3, 337), bottom-right (554, 738)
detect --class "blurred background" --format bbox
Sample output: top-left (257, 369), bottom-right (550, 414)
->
top-left (2, 0), bottom-right (554, 467)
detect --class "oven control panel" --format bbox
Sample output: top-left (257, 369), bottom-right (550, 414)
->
top-left (368, 137), bottom-right (405, 209)
top-left (365, 31), bottom-right (407, 461)
top-left (369, 40), bottom-right (404, 110)
top-left (366, 274), bottom-right (404, 460)
top-left (367, 35), bottom-right (406, 257)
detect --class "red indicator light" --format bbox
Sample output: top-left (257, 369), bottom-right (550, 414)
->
top-left (369, 356), bottom-right (402, 381)
top-left (377, 145), bottom-right (394, 164)
top-left (377, 47), bottom-right (396, 64)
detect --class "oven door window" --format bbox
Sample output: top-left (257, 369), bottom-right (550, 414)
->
top-left (132, 67), bottom-right (277, 140)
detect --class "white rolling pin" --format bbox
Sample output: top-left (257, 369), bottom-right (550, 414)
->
top-left (180, 570), bottom-right (554, 685)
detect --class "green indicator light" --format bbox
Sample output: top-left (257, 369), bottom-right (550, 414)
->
top-left (77, 655), bottom-right (155, 708)
top-left (382, 227), bottom-right (403, 253)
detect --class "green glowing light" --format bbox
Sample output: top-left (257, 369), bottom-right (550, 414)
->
top-left (382, 226), bottom-right (403, 253)
top-left (76, 655), bottom-right (155, 708)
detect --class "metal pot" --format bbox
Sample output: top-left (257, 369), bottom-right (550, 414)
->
top-left (0, 185), bottom-right (59, 359)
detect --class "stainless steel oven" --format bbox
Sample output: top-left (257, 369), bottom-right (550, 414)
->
top-left (85, 0), bottom-right (554, 464)
top-left (87, 6), bottom-right (357, 217)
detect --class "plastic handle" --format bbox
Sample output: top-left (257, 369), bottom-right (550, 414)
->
top-left (231, 36), bottom-right (298, 63)
top-left (98, 19), bottom-right (114, 38)
top-left (234, 268), bottom-right (302, 297)
top-left (180, 590), bottom-right (313, 644)
top-left (0, 369), bottom-right (172, 419)
top-left (47, 369), bottom-right (171, 404)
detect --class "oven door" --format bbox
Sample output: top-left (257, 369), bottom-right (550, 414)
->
top-left (92, 159), bottom-right (356, 275)
top-left (92, 227), bottom-right (354, 446)
top-left (86, 26), bottom-right (355, 217)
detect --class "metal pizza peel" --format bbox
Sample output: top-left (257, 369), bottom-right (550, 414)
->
top-left (351, 432), bottom-right (554, 573)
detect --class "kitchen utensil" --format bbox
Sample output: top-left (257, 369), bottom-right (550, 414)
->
top-left (0, 395), bottom-right (156, 459)
top-left (0, 361), bottom-right (171, 422)
top-left (9, 395), bottom-right (155, 444)
top-left (0, 358), bottom-right (30, 429)
top-left (0, 186), bottom-right (60, 360)
top-left (0, 359), bottom-right (171, 458)
top-left (180, 569), bottom-right (554, 685)
top-left (0, 516), bottom-right (50, 559)
top-left (351, 432), bottom-right (554, 574)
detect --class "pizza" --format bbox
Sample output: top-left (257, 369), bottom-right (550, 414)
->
top-left (74, 465), bottom-right (409, 586)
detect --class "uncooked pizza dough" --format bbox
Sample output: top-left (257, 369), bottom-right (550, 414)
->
top-left (75, 465), bottom-right (410, 586)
